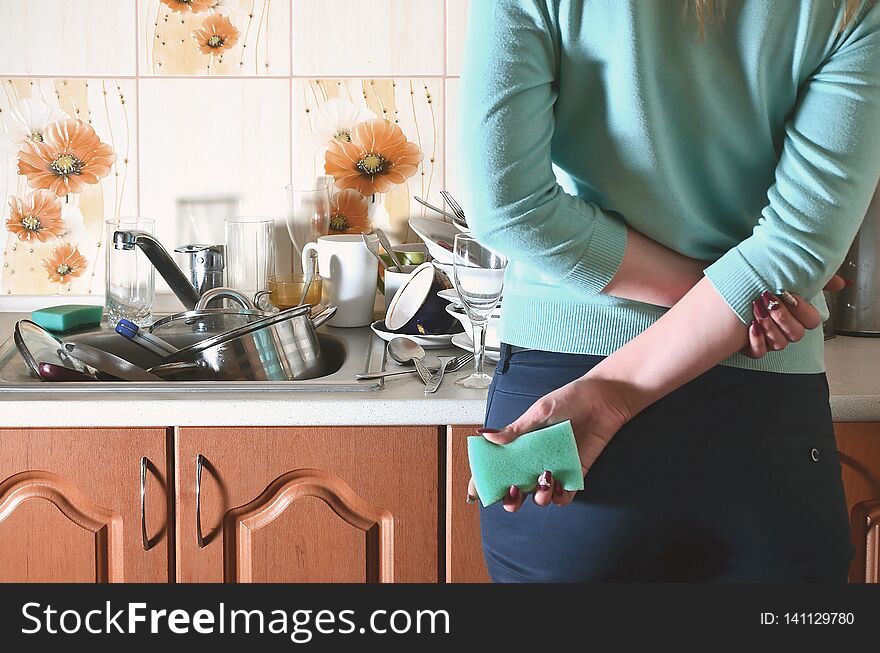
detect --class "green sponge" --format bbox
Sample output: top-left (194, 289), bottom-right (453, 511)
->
top-left (31, 304), bottom-right (103, 333)
top-left (467, 420), bottom-right (585, 507)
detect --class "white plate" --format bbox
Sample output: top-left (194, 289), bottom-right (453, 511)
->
top-left (451, 333), bottom-right (501, 363)
top-left (370, 320), bottom-right (460, 349)
top-left (408, 216), bottom-right (457, 265)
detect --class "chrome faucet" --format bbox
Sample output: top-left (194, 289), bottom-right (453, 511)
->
top-left (113, 230), bottom-right (201, 310)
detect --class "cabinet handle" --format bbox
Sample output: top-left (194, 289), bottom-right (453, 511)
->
top-left (196, 453), bottom-right (205, 548)
top-left (140, 456), bottom-right (150, 551)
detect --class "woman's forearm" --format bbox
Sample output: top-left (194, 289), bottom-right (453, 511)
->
top-left (602, 226), bottom-right (707, 307)
top-left (588, 277), bottom-right (748, 417)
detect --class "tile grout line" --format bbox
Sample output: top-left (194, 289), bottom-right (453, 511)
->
top-left (134, 0), bottom-right (141, 216)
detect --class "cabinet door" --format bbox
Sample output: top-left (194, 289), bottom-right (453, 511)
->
top-left (446, 426), bottom-right (490, 582)
top-left (177, 426), bottom-right (439, 583)
top-left (0, 428), bottom-right (170, 583)
top-left (834, 423), bottom-right (880, 583)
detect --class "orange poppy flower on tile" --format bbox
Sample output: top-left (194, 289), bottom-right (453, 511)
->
top-left (329, 189), bottom-right (372, 234)
top-left (324, 119), bottom-right (423, 197)
top-left (17, 119), bottom-right (116, 196)
top-left (6, 189), bottom-right (64, 243)
top-left (160, 0), bottom-right (213, 13)
top-left (192, 13), bottom-right (240, 55)
top-left (41, 243), bottom-right (88, 284)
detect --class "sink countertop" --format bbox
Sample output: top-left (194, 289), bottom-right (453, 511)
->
top-left (0, 311), bottom-right (878, 427)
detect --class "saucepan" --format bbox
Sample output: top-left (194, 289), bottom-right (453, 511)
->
top-left (148, 302), bottom-right (338, 381)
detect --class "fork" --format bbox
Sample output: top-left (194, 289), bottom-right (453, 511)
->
top-left (440, 190), bottom-right (469, 229)
top-left (355, 352), bottom-right (474, 380)
top-left (424, 355), bottom-right (455, 394)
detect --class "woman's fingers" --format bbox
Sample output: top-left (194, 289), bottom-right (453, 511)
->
top-left (502, 485), bottom-right (526, 512)
top-left (533, 470), bottom-right (553, 507)
top-left (823, 274), bottom-right (847, 292)
top-left (466, 476), bottom-right (478, 505)
top-left (743, 320), bottom-right (768, 358)
top-left (752, 298), bottom-right (787, 351)
top-left (552, 482), bottom-right (577, 506)
top-left (761, 291), bottom-right (805, 343)
top-left (779, 291), bottom-right (822, 330)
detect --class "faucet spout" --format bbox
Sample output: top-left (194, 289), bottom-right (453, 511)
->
top-left (112, 230), bottom-right (202, 310)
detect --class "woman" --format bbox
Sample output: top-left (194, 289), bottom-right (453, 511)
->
top-left (459, 0), bottom-right (880, 581)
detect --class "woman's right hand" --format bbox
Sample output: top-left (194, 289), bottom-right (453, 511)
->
top-left (743, 275), bottom-right (847, 358)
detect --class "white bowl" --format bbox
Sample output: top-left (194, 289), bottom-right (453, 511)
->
top-left (408, 216), bottom-right (457, 264)
top-left (445, 302), bottom-right (501, 349)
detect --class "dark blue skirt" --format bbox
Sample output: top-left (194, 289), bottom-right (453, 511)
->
top-left (479, 343), bottom-right (854, 582)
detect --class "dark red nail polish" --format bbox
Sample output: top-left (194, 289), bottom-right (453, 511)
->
top-left (508, 485), bottom-right (520, 500)
top-left (466, 494), bottom-right (477, 505)
top-left (477, 428), bottom-right (500, 434)
top-left (538, 470), bottom-right (552, 490)
top-left (750, 320), bottom-right (760, 334)
top-left (753, 299), bottom-right (769, 319)
top-left (842, 276), bottom-right (855, 287)
top-left (554, 482), bottom-right (564, 496)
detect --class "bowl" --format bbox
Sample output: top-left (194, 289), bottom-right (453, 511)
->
top-left (445, 302), bottom-right (502, 349)
top-left (408, 216), bottom-right (457, 264)
top-left (385, 262), bottom-right (458, 336)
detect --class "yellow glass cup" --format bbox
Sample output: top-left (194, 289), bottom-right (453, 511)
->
top-left (260, 274), bottom-right (323, 310)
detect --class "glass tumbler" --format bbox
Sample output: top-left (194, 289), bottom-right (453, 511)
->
top-left (285, 181), bottom-right (331, 273)
top-left (225, 216), bottom-right (275, 298)
top-left (105, 217), bottom-right (156, 327)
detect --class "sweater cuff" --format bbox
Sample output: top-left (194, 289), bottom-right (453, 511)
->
top-left (704, 248), bottom-right (767, 324)
top-left (565, 210), bottom-right (628, 295)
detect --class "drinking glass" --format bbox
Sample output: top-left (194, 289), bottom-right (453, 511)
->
top-left (285, 181), bottom-right (331, 273)
top-left (105, 217), bottom-right (156, 327)
top-left (453, 234), bottom-right (507, 388)
top-left (225, 216), bottom-right (275, 298)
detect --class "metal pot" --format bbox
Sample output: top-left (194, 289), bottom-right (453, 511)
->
top-left (149, 304), bottom-right (337, 381)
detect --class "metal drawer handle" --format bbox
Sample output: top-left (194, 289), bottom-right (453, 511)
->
top-left (196, 453), bottom-right (205, 548)
top-left (140, 456), bottom-right (150, 551)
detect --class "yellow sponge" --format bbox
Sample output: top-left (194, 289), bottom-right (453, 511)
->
top-left (467, 420), bottom-right (584, 507)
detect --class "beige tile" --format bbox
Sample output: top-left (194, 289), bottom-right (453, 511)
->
top-left (0, 78), bottom-right (138, 295)
top-left (140, 0), bottom-right (291, 76)
top-left (446, 0), bottom-right (469, 76)
top-left (292, 78), bottom-right (445, 245)
top-left (0, 0), bottom-right (136, 76)
top-left (292, 1), bottom-right (445, 76)
top-left (138, 78), bottom-right (291, 282)
top-left (444, 77), bottom-right (460, 210)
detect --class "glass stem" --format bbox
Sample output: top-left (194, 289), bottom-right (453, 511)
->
top-left (471, 321), bottom-right (486, 377)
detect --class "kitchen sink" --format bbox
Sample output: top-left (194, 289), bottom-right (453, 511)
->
top-left (0, 318), bottom-right (386, 393)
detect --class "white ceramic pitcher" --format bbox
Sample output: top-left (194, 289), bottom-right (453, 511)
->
top-left (301, 234), bottom-right (378, 327)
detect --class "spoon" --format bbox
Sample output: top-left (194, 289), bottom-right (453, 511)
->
top-left (362, 233), bottom-right (387, 271)
top-left (375, 228), bottom-right (404, 272)
top-left (387, 337), bottom-right (432, 384)
top-left (299, 249), bottom-right (317, 306)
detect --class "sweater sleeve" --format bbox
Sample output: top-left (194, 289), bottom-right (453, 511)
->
top-left (704, 3), bottom-right (880, 324)
top-left (458, 0), bottom-right (628, 296)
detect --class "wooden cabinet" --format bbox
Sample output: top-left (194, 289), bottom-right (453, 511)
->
top-left (446, 425), bottom-right (490, 583)
top-left (834, 423), bottom-right (880, 583)
top-left (175, 426), bottom-right (439, 583)
top-left (0, 428), bottom-right (171, 582)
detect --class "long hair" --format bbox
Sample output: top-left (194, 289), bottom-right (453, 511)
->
top-left (685, 0), bottom-right (871, 40)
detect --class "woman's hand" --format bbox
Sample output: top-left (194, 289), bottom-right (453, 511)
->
top-left (467, 374), bottom-right (633, 513)
top-left (742, 275), bottom-right (847, 358)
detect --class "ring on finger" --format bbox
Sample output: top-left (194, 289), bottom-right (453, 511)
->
top-left (765, 298), bottom-right (781, 311)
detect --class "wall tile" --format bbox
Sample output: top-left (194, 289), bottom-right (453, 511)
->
top-left (446, 0), bottom-right (469, 76)
top-left (138, 78), bottom-right (292, 280)
top-left (444, 77), bottom-right (460, 209)
top-left (0, 0), bottom-right (136, 76)
top-left (292, 1), bottom-right (445, 76)
top-left (139, 0), bottom-right (291, 76)
top-left (0, 78), bottom-right (138, 295)
top-left (292, 78), bottom-right (444, 245)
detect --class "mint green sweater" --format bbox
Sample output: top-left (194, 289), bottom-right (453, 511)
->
top-left (459, 0), bottom-right (880, 373)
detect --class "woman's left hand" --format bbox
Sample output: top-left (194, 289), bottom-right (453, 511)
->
top-left (467, 373), bottom-right (633, 513)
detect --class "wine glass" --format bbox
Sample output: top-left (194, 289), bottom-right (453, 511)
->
top-left (453, 234), bottom-right (507, 388)
top-left (285, 180), bottom-right (331, 272)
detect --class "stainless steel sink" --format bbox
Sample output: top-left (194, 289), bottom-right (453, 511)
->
top-left (0, 318), bottom-right (386, 393)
